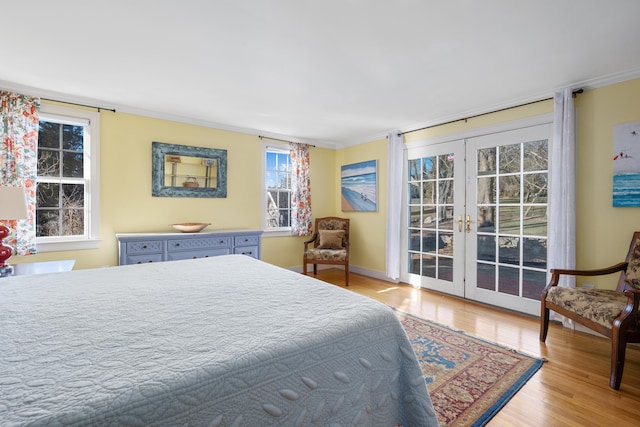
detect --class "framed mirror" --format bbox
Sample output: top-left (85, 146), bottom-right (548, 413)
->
top-left (152, 141), bottom-right (227, 198)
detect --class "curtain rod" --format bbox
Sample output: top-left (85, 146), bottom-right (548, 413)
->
top-left (258, 135), bottom-right (316, 147)
top-left (41, 97), bottom-right (116, 113)
top-left (398, 89), bottom-right (583, 136)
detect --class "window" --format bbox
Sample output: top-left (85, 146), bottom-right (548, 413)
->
top-left (36, 104), bottom-right (100, 251)
top-left (263, 142), bottom-right (292, 232)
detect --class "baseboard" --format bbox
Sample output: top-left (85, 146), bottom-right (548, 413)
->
top-left (289, 264), bottom-right (399, 284)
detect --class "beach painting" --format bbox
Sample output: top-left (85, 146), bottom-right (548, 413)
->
top-left (613, 121), bottom-right (640, 207)
top-left (341, 160), bottom-right (377, 212)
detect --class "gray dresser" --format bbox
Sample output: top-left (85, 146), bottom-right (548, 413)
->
top-left (116, 229), bottom-right (262, 265)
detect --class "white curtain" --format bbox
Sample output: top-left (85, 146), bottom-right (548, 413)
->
top-left (548, 88), bottom-right (577, 318)
top-left (386, 131), bottom-right (404, 280)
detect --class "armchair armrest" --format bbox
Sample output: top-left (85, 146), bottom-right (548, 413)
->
top-left (303, 233), bottom-right (319, 250)
top-left (544, 262), bottom-right (628, 289)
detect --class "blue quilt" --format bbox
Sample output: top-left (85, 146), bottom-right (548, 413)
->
top-left (0, 255), bottom-right (438, 426)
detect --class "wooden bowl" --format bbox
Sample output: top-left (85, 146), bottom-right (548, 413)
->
top-left (170, 222), bottom-right (211, 233)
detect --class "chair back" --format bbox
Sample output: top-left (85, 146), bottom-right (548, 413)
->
top-left (621, 231), bottom-right (640, 291)
top-left (315, 217), bottom-right (349, 248)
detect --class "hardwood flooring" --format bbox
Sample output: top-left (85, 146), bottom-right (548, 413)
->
top-left (310, 269), bottom-right (640, 427)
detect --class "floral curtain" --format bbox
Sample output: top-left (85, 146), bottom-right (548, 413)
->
top-left (0, 91), bottom-right (39, 255)
top-left (290, 142), bottom-right (312, 236)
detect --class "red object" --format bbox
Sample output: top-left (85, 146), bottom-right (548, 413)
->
top-left (0, 225), bottom-right (13, 267)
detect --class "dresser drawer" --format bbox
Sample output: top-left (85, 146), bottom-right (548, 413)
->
top-left (127, 253), bottom-right (163, 264)
top-left (168, 248), bottom-right (231, 261)
top-left (235, 235), bottom-right (260, 246)
top-left (126, 240), bottom-right (163, 254)
top-left (234, 246), bottom-right (259, 259)
top-left (168, 237), bottom-right (231, 252)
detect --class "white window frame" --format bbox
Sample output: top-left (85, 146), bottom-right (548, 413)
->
top-left (262, 140), bottom-right (294, 236)
top-left (36, 104), bottom-right (100, 251)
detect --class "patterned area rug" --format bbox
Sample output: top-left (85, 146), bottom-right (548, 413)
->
top-left (397, 311), bottom-right (543, 426)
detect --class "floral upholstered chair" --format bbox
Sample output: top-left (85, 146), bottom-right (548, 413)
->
top-left (303, 217), bottom-right (349, 286)
top-left (540, 231), bottom-right (640, 390)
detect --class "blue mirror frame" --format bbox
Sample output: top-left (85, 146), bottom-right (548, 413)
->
top-left (152, 141), bottom-right (227, 198)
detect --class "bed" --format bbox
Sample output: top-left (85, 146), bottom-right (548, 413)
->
top-left (0, 255), bottom-right (438, 426)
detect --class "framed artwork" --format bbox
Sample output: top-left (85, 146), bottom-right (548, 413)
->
top-left (613, 121), bottom-right (640, 207)
top-left (341, 160), bottom-right (377, 212)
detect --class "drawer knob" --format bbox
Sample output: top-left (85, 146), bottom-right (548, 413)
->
top-left (143, 245), bottom-right (147, 249)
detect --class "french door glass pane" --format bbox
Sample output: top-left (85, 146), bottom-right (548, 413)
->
top-left (407, 154), bottom-right (455, 283)
top-left (475, 138), bottom-right (548, 300)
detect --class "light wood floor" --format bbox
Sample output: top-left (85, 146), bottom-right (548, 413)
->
top-left (309, 268), bottom-right (640, 427)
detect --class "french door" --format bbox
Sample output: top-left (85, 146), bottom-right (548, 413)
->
top-left (401, 123), bottom-right (552, 315)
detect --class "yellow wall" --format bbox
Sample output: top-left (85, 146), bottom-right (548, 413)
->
top-left (14, 111), bottom-right (336, 270)
top-left (336, 79), bottom-right (640, 287)
top-left (13, 78), bottom-right (640, 288)
top-left (335, 139), bottom-right (388, 272)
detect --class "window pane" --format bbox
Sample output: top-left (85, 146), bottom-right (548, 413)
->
top-left (62, 184), bottom-right (84, 208)
top-left (37, 183), bottom-right (60, 207)
top-left (278, 209), bottom-right (290, 227)
top-left (523, 140), bottom-right (548, 172)
top-left (499, 236), bottom-right (520, 265)
top-left (266, 171), bottom-right (277, 188)
top-left (499, 206), bottom-right (520, 234)
top-left (499, 143), bottom-right (520, 174)
top-left (498, 266), bottom-right (519, 296)
top-left (438, 154), bottom-right (454, 178)
top-left (408, 229), bottom-right (420, 251)
top-left (38, 122), bottom-right (60, 148)
top-left (477, 176), bottom-right (495, 204)
top-left (477, 263), bottom-right (495, 290)
top-left (438, 180), bottom-right (453, 204)
top-left (438, 257), bottom-right (453, 281)
top-left (523, 269), bottom-right (546, 300)
top-left (477, 147), bottom-right (496, 175)
top-left (422, 206), bottom-right (436, 227)
top-left (408, 159), bottom-right (421, 181)
top-left (62, 209), bottom-right (84, 235)
top-left (36, 210), bottom-right (60, 236)
top-left (438, 206), bottom-right (454, 230)
top-left (523, 237), bottom-right (547, 269)
top-left (438, 231), bottom-right (453, 255)
top-left (422, 230), bottom-right (437, 253)
top-left (409, 182), bottom-right (420, 204)
top-left (477, 235), bottom-right (495, 261)
top-left (523, 206), bottom-right (547, 236)
top-left (499, 175), bottom-right (520, 202)
top-left (523, 173), bottom-right (547, 203)
top-left (422, 157), bottom-right (435, 179)
top-left (409, 206), bottom-right (421, 227)
top-left (422, 181), bottom-right (435, 204)
top-left (408, 252), bottom-right (420, 274)
top-left (477, 206), bottom-right (495, 232)
top-left (277, 191), bottom-right (289, 208)
top-left (63, 151), bottom-right (84, 178)
top-left (421, 254), bottom-right (436, 278)
top-left (38, 149), bottom-right (60, 177)
top-left (62, 124), bottom-right (84, 151)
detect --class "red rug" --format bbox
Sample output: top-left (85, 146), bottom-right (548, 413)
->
top-left (397, 312), bottom-right (543, 426)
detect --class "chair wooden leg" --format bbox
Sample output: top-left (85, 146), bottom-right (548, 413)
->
top-left (303, 258), bottom-right (307, 276)
top-left (313, 264), bottom-right (317, 275)
top-left (610, 332), bottom-right (627, 390)
top-left (345, 264), bottom-right (349, 287)
top-left (540, 304), bottom-right (550, 342)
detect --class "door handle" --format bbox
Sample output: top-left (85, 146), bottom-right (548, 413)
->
top-left (457, 215), bottom-right (463, 232)
top-left (466, 215), bottom-right (471, 233)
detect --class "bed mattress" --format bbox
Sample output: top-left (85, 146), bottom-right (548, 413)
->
top-left (0, 255), bottom-right (438, 426)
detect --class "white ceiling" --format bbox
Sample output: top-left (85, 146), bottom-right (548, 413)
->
top-left (2, 1), bottom-right (640, 148)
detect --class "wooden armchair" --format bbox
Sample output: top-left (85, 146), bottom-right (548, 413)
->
top-left (540, 231), bottom-right (640, 389)
top-left (303, 217), bottom-right (349, 286)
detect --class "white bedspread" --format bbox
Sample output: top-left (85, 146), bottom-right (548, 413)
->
top-left (0, 255), bottom-right (438, 426)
